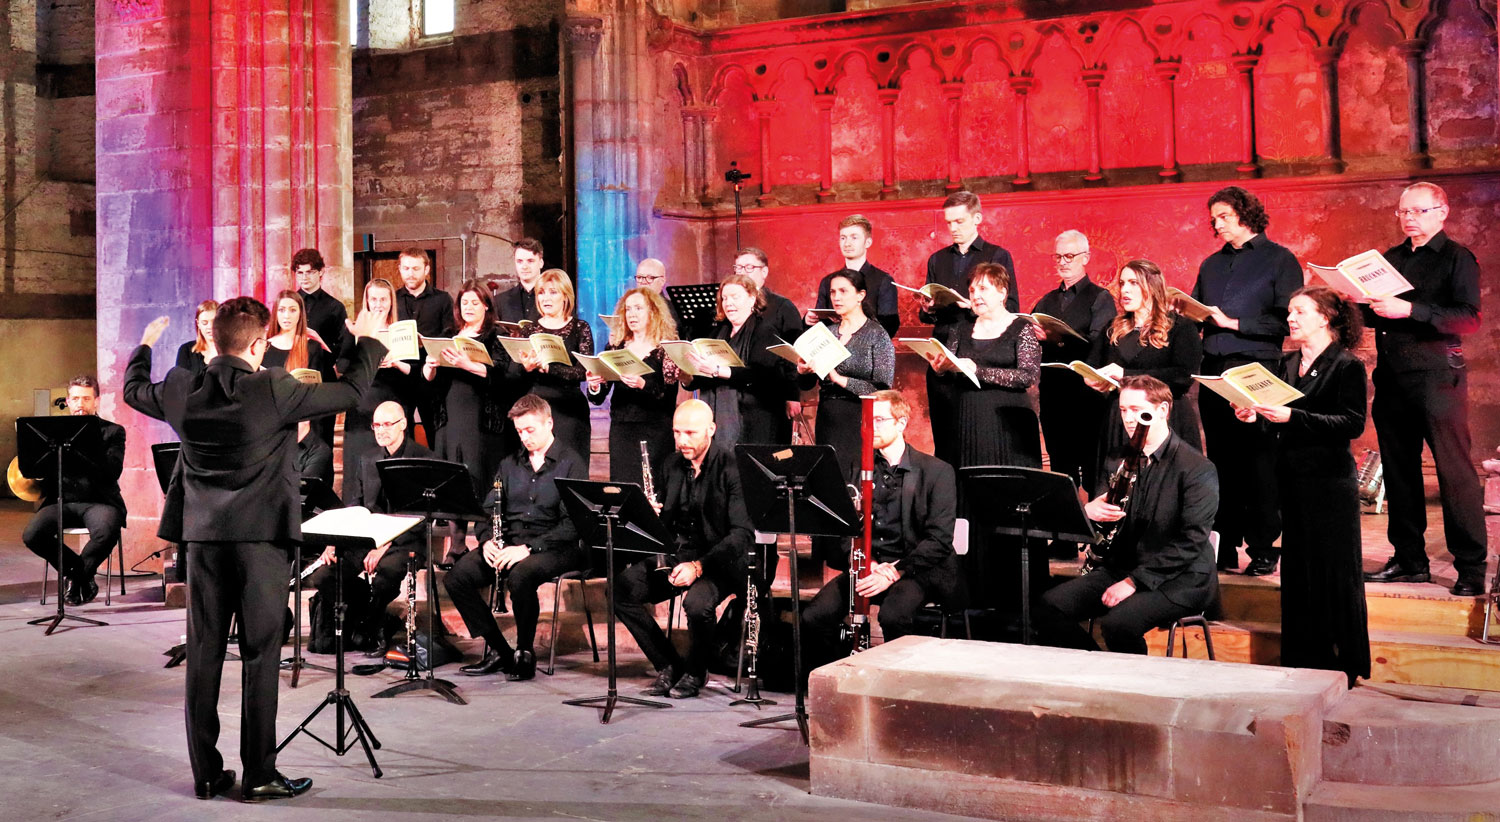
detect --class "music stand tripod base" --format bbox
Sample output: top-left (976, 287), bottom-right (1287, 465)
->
top-left (17, 415), bottom-right (109, 635)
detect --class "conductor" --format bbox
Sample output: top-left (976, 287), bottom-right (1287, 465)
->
top-left (124, 298), bottom-right (387, 802)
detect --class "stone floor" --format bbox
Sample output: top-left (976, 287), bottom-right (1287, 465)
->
top-left (0, 500), bottom-right (981, 822)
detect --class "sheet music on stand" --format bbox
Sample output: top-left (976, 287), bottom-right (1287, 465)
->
top-left (665, 284), bottom-right (722, 341)
top-left (302, 507), bottom-right (424, 550)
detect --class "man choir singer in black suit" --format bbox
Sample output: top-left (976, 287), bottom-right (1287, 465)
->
top-left (614, 399), bottom-right (760, 700)
top-left (124, 297), bottom-right (387, 802)
top-left (800, 389), bottom-right (960, 667)
top-left (1037, 375), bottom-right (1219, 654)
top-left (21, 375), bottom-right (127, 606)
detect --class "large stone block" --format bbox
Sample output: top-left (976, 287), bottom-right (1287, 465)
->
top-left (809, 636), bottom-right (1345, 822)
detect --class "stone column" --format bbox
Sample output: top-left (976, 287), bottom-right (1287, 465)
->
top-left (1399, 38), bottom-right (1431, 169)
top-left (815, 92), bottom-right (836, 202)
top-left (878, 88), bottom-right (899, 198)
top-left (680, 108), bottom-right (697, 202)
top-left (942, 81), bottom-right (964, 191)
top-left (1231, 53), bottom-right (1260, 176)
top-left (96, 0), bottom-right (352, 564)
top-left (754, 99), bottom-right (776, 205)
top-left (1314, 45), bottom-right (1344, 174)
top-left (1010, 75), bottom-right (1033, 187)
top-left (1155, 59), bottom-right (1181, 179)
top-left (1081, 68), bottom-right (1105, 182)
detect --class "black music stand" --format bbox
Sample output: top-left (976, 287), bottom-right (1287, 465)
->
top-left (372, 457), bottom-right (485, 705)
top-left (556, 478), bottom-right (672, 724)
top-left (664, 283), bottom-right (722, 341)
top-left (281, 477), bottom-right (347, 686)
top-left (277, 511), bottom-right (420, 778)
top-left (735, 444), bottom-right (860, 745)
top-left (17, 415), bottom-right (107, 635)
top-left (958, 466), bottom-right (1094, 645)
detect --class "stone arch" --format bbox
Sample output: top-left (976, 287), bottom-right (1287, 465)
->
top-left (706, 63), bottom-right (757, 106)
top-left (890, 42), bottom-right (944, 87)
top-left (956, 35), bottom-right (1012, 81)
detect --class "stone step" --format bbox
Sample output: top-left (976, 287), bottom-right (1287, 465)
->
top-left (1321, 688), bottom-right (1500, 786)
top-left (1305, 779), bottom-right (1500, 821)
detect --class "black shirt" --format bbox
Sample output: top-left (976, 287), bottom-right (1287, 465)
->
top-left (760, 285), bottom-right (805, 344)
top-left (493, 284), bottom-right (540, 325)
top-left (815, 262), bottom-right (901, 337)
top-left (299, 288), bottom-right (348, 354)
top-left (870, 450), bottom-right (905, 561)
top-left (921, 235), bottom-right (1019, 329)
top-left (1365, 230), bottom-right (1481, 373)
top-left (1031, 276), bottom-right (1115, 363)
top-left (477, 442), bottom-right (588, 552)
top-left (295, 432), bottom-right (333, 487)
top-left (1191, 234), bottom-right (1302, 364)
top-left (397, 284), bottom-right (455, 338)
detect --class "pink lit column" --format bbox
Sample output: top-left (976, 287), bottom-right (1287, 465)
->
top-left (815, 92), bottom-right (835, 202)
top-left (1155, 59), bottom-right (1181, 179)
top-left (878, 88), bottom-right (899, 198)
top-left (1232, 53), bottom-right (1260, 176)
top-left (1010, 75), bottom-right (1033, 187)
top-left (942, 81), bottom-right (964, 191)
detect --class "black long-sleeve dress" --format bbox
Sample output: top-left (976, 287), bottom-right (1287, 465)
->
top-left (1268, 343), bottom-right (1369, 688)
top-left (336, 330), bottom-right (407, 491)
top-left (264, 337), bottom-right (337, 444)
top-left (1091, 314), bottom-right (1204, 465)
top-left (429, 329), bottom-right (508, 497)
top-left (588, 344), bottom-right (680, 491)
top-left (691, 313), bottom-right (795, 447)
top-left (941, 317), bottom-right (1041, 469)
top-left (175, 341), bottom-right (211, 375)
top-left (805, 318), bottom-right (896, 481)
top-left (508, 318), bottom-right (594, 462)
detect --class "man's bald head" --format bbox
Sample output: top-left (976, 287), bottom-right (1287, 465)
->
top-left (673, 399), bottom-right (716, 465)
top-left (635, 258), bottom-right (667, 292)
top-left (372, 401), bottom-right (407, 452)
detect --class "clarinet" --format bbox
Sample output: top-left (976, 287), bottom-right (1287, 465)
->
top-left (489, 479), bottom-right (507, 614)
top-left (1082, 410), bottom-right (1153, 574)
top-left (641, 441), bottom-right (667, 566)
top-left (739, 537), bottom-right (768, 701)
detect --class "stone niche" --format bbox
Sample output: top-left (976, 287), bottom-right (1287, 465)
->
top-left (808, 636), bottom-right (1347, 822)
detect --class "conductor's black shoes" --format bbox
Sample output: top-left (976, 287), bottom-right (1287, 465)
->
top-left (642, 665), bottom-right (677, 697)
top-left (242, 773), bottom-right (312, 802)
top-left (194, 769), bottom-right (234, 800)
top-left (1363, 558), bottom-right (1431, 584)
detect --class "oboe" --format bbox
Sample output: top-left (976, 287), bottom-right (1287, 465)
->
top-left (1082, 410), bottom-right (1153, 574)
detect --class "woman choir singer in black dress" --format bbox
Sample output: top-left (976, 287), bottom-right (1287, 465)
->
top-left (423, 279), bottom-right (507, 498)
top-left (263, 290), bottom-right (333, 378)
top-left (1235, 285), bottom-right (1369, 688)
top-left (337, 278), bottom-right (410, 485)
top-left (174, 299), bottom-right (219, 374)
top-left (509, 269), bottom-right (594, 462)
top-left (587, 286), bottom-right (681, 488)
top-left (1089, 259), bottom-right (1204, 463)
top-left (678, 274), bottom-right (794, 446)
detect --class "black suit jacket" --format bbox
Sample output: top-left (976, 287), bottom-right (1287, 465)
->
top-left (890, 447), bottom-right (958, 590)
top-left (816, 262), bottom-right (901, 337)
top-left (40, 417), bottom-right (127, 516)
top-left (1099, 433), bottom-right (1219, 609)
top-left (123, 337), bottom-right (386, 543)
top-left (492, 284), bottom-right (541, 325)
top-left (295, 432), bottom-right (334, 488)
top-left (760, 286), bottom-right (806, 345)
top-left (658, 442), bottom-right (755, 581)
top-left (1272, 344), bottom-right (1367, 478)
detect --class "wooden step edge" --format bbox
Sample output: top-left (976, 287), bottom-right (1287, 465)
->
top-left (1307, 777), bottom-right (1500, 817)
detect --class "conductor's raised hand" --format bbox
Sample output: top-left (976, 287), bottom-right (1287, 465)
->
top-left (141, 316), bottom-right (171, 348)
top-left (351, 306), bottom-right (383, 340)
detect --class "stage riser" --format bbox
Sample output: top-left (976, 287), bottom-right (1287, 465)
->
top-left (1211, 583), bottom-right (1481, 638)
top-left (1321, 690), bottom-right (1500, 786)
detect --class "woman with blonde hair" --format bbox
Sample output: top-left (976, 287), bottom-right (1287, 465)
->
top-left (587, 286), bottom-right (680, 489)
top-left (508, 268), bottom-right (594, 460)
top-left (174, 299), bottom-right (219, 374)
top-left (337, 278), bottom-right (411, 482)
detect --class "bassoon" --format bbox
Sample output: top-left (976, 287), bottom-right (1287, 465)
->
top-left (1081, 409), bottom-right (1153, 574)
top-left (840, 395), bottom-right (876, 653)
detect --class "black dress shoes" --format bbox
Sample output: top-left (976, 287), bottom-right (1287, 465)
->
top-left (642, 666), bottom-right (677, 697)
top-left (507, 649), bottom-right (536, 681)
top-left (460, 646), bottom-right (513, 676)
top-left (242, 773), bottom-right (312, 802)
top-left (65, 577), bottom-right (99, 606)
top-left (1364, 558), bottom-right (1431, 584)
top-left (194, 769), bottom-right (235, 800)
top-left (1452, 575), bottom-right (1486, 597)
top-left (668, 672), bottom-right (705, 699)
top-left (1243, 557), bottom-right (1279, 577)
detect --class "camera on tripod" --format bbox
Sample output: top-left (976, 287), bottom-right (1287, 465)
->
top-left (724, 161), bottom-right (752, 184)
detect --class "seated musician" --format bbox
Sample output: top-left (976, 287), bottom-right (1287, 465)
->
top-left (22, 375), bottom-right (127, 606)
top-left (614, 399), bottom-right (758, 699)
top-left (1036, 375), bottom-right (1219, 654)
top-left (447, 394), bottom-right (588, 680)
top-left (800, 389), bottom-right (959, 669)
top-left (294, 420), bottom-right (332, 488)
top-left (307, 401), bottom-right (430, 656)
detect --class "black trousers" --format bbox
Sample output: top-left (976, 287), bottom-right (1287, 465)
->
top-left (1373, 367), bottom-right (1488, 577)
top-left (308, 540), bottom-right (422, 635)
top-left (926, 372), bottom-right (958, 467)
top-left (23, 502), bottom-right (123, 581)
top-left (614, 556), bottom-right (736, 678)
top-left (1038, 371), bottom-right (1108, 494)
top-left (1199, 360), bottom-right (1281, 564)
top-left (1037, 567), bottom-right (1195, 655)
top-left (801, 571), bottom-right (935, 668)
top-left (184, 541), bottom-right (290, 787)
top-left (444, 546), bottom-right (586, 653)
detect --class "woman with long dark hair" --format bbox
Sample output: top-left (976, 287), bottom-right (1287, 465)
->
top-left (423, 279), bottom-right (507, 496)
top-left (263, 290), bottom-right (332, 376)
top-left (174, 300), bottom-right (219, 374)
top-left (587, 287), bottom-right (680, 489)
top-left (797, 268), bottom-right (894, 480)
top-left (1236, 285), bottom-right (1369, 688)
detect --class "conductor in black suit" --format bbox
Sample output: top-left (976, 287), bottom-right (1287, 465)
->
top-left (801, 389), bottom-right (960, 666)
top-left (21, 375), bottom-right (127, 606)
top-left (1037, 375), bottom-right (1219, 654)
top-left (124, 297), bottom-right (386, 802)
